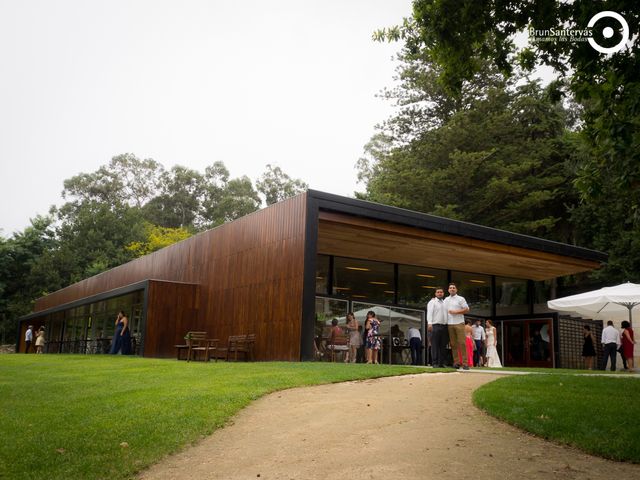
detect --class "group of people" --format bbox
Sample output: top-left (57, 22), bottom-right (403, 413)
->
top-left (427, 284), bottom-right (502, 369)
top-left (23, 325), bottom-right (46, 353)
top-left (23, 311), bottom-right (132, 355)
top-left (326, 283), bottom-right (502, 368)
top-left (585, 320), bottom-right (636, 371)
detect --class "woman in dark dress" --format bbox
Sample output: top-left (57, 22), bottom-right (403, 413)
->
top-left (582, 325), bottom-right (596, 370)
top-left (110, 311), bottom-right (132, 355)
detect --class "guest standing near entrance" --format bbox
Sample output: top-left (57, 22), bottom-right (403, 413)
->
top-left (444, 284), bottom-right (470, 370)
top-left (345, 312), bottom-right (360, 363)
top-left (471, 319), bottom-right (486, 367)
top-left (461, 319), bottom-right (474, 367)
top-left (24, 325), bottom-right (33, 353)
top-left (485, 319), bottom-right (502, 367)
top-left (365, 311), bottom-right (381, 364)
top-left (35, 326), bottom-right (46, 354)
top-left (427, 287), bottom-right (448, 368)
top-left (600, 320), bottom-right (621, 371)
top-left (407, 325), bottom-right (422, 366)
top-left (620, 321), bottom-right (635, 370)
top-left (110, 311), bottom-right (132, 355)
top-left (581, 325), bottom-right (596, 370)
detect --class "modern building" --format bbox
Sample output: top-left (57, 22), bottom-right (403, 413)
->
top-left (18, 190), bottom-right (606, 367)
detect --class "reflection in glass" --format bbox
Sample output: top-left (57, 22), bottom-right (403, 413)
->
top-left (495, 276), bottom-right (528, 316)
top-left (332, 257), bottom-right (394, 303)
top-left (450, 271), bottom-right (492, 316)
top-left (315, 254), bottom-right (330, 295)
top-left (398, 265), bottom-right (447, 308)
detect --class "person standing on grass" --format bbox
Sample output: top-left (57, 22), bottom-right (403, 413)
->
top-left (485, 319), bottom-right (502, 367)
top-left (407, 324), bottom-right (422, 366)
top-left (110, 311), bottom-right (132, 355)
top-left (600, 320), bottom-right (621, 371)
top-left (35, 326), bottom-right (46, 354)
top-left (427, 287), bottom-right (448, 368)
top-left (620, 321), bottom-right (635, 371)
top-left (582, 325), bottom-right (596, 370)
top-left (24, 325), bottom-right (33, 353)
top-left (444, 283), bottom-right (470, 370)
top-left (471, 319), bottom-right (486, 367)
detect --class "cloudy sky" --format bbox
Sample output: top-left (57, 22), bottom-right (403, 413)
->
top-left (0, 0), bottom-right (412, 236)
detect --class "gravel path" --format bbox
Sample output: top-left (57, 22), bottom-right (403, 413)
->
top-left (139, 372), bottom-right (640, 480)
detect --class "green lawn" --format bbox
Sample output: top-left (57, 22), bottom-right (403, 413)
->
top-left (473, 374), bottom-right (640, 463)
top-left (0, 355), bottom-right (423, 480)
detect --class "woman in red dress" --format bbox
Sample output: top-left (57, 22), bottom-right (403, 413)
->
top-left (621, 321), bottom-right (636, 370)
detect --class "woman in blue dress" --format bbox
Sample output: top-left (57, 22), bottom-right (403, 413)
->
top-left (110, 311), bottom-right (132, 355)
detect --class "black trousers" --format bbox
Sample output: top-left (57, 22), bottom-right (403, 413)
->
top-left (25, 340), bottom-right (32, 353)
top-left (410, 337), bottom-right (422, 365)
top-left (601, 342), bottom-right (618, 371)
top-left (430, 324), bottom-right (449, 367)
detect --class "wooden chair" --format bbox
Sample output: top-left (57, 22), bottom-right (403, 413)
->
top-left (175, 331), bottom-right (208, 361)
top-left (211, 334), bottom-right (255, 361)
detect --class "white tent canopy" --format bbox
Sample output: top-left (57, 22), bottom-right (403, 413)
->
top-left (547, 282), bottom-right (640, 325)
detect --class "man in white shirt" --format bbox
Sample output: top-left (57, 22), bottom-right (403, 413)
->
top-left (407, 325), bottom-right (422, 366)
top-left (444, 283), bottom-right (470, 370)
top-left (427, 287), bottom-right (448, 368)
top-left (24, 325), bottom-right (33, 353)
top-left (600, 320), bottom-right (621, 371)
top-left (471, 319), bottom-right (486, 367)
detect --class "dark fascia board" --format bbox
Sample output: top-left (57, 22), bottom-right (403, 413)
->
top-left (307, 190), bottom-right (607, 263)
top-left (18, 279), bottom-right (199, 323)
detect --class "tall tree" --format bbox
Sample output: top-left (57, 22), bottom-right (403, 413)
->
top-left (256, 164), bottom-right (308, 206)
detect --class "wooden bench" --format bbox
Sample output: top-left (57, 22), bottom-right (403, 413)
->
top-left (175, 332), bottom-right (218, 362)
top-left (210, 334), bottom-right (255, 362)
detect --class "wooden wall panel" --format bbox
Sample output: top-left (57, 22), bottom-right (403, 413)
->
top-left (33, 194), bottom-right (308, 361)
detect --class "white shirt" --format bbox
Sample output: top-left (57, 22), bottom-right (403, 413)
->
top-left (601, 325), bottom-right (621, 345)
top-left (444, 295), bottom-right (469, 325)
top-left (407, 327), bottom-right (421, 340)
top-left (427, 297), bottom-right (447, 325)
top-left (471, 324), bottom-right (486, 341)
top-left (25, 328), bottom-right (33, 342)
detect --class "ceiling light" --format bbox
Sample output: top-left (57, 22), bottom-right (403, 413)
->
top-left (384, 290), bottom-right (395, 294)
top-left (345, 267), bottom-right (370, 271)
top-left (334, 287), bottom-right (351, 291)
top-left (420, 286), bottom-right (436, 289)
top-left (351, 295), bottom-right (367, 298)
top-left (470, 280), bottom-right (486, 284)
top-left (416, 274), bottom-right (435, 278)
top-left (369, 281), bottom-right (388, 285)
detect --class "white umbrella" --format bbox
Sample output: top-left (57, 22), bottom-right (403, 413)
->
top-left (547, 282), bottom-right (640, 326)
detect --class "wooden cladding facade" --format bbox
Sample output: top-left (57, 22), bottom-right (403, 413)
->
top-left (32, 194), bottom-right (309, 360)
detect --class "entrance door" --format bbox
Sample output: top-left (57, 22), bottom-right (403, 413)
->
top-left (503, 319), bottom-right (553, 368)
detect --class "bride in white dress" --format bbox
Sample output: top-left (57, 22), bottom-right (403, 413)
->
top-left (485, 320), bottom-right (502, 367)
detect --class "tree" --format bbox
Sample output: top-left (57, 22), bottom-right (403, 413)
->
top-left (372, 0), bottom-right (640, 283)
top-left (126, 223), bottom-right (192, 257)
top-left (256, 165), bottom-right (308, 206)
top-left (359, 80), bottom-right (579, 241)
top-left (0, 216), bottom-right (62, 344)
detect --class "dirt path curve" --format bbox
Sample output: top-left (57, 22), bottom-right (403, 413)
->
top-left (139, 372), bottom-right (640, 480)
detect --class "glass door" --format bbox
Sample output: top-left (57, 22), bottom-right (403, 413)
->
top-left (503, 319), bottom-right (553, 368)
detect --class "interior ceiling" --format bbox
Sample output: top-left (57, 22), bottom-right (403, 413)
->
top-left (317, 213), bottom-right (601, 281)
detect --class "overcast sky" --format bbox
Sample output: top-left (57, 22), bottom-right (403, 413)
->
top-left (0, 0), bottom-right (412, 236)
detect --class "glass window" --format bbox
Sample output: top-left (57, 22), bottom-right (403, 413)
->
top-left (315, 254), bottom-right (330, 294)
top-left (533, 280), bottom-right (553, 314)
top-left (398, 265), bottom-right (447, 308)
top-left (332, 257), bottom-right (395, 304)
top-left (450, 271), bottom-right (492, 316)
top-left (314, 297), bottom-right (349, 361)
top-left (495, 276), bottom-right (529, 316)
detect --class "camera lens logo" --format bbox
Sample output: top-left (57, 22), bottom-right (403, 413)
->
top-left (587, 11), bottom-right (629, 54)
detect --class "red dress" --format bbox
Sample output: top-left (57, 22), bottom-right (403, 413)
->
top-left (621, 327), bottom-right (635, 359)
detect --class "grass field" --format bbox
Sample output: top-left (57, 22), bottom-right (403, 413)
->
top-left (0, 355), bottom-right (422, 480)
top-left (473, 374), bottom-right (640, 463)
